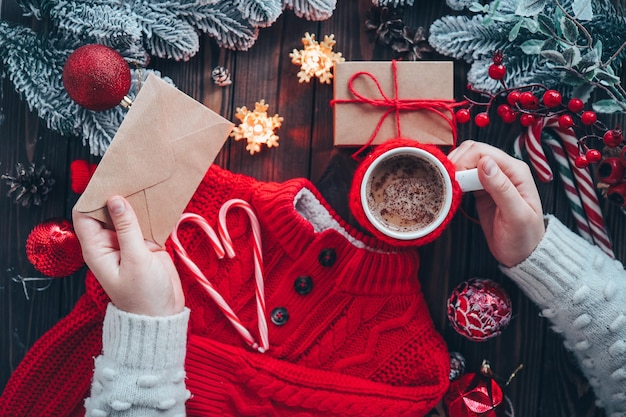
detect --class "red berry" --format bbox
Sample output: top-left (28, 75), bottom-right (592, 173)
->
top-left (586, 149), bottom-right (602, 163)
top-left (520, 113), bottom-right (537, 127)
top-left (497, 104), bottom-right (512, 118)
top-left (581, 111), bottom-right (597, 126)
top-left (507, 91), bottom-right (521, 106)
top-left (519, 92), bottom-right (539, 109)
top-left (597, 157), bottom-right (625, 184)
top-left (574, 154), bottom-right (589, 168)
top-left (542, 90), bottom-right (562, 108)
top-left (558, 114), bottom-right (574, 129)
top-left (603, 129), bottom-right (623, 147)
top-left (62, 44), bottom-right (131, 111)
top-left (568, 98), bottom-right (584, 113)
top-left (474, 112), bottom-right (490, 128)
top-left (488, 64), bottom-right (506, 80)
top-left (501, 111), bottom-right (517, 124)
top-left (456, 109), bottom-right (471, 124)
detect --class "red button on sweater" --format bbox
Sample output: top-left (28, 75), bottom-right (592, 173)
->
top-left (0, 165), bottom-right (450, 417)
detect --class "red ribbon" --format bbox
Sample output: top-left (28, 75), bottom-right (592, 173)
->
top-left (330, 60), bottom-right (466, 159)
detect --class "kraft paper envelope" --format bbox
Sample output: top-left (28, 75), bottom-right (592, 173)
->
top-left (74, 74), bottom-right (234, 246)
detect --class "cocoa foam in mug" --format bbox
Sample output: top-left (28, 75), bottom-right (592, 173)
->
top-left (365, 154), bottom-right (446, 232)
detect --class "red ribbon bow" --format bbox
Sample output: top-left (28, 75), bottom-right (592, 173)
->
top-left (330, 60), bottom-right (465, 159)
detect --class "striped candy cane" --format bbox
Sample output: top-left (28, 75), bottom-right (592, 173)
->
top-left (171, 200), bottom-right (270, 353)
top-left (218, 199), bottom-right (269, 353)
top-left (514, 116), bottom-right (614, 258)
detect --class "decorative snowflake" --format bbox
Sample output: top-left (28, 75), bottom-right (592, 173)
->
top-left (230, 100), bottom-right (284, 155)
top-left (289, 33), bottom-right (344, 84)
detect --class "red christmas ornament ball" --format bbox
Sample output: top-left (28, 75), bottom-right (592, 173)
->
top-left (63, 44), bottom-right (131, 111)
top-left (443, 361), bottom-right (504, 417)
top-left (26, 219), bottom-right (84, 277)
top-left (447, 278), bottom-right (512, 341)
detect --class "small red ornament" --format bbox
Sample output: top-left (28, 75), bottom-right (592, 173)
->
top-left (542, 90), bottom-right (562, 108)
top-left (586, 149), bottom-right (602, 163)
top-left (26, 219), bottom-right (84, 277)
top-left (456, 109), bottom-right (471, 124)
top-left (604, 129), bottom-right (623, 147)
top-left (63, 44), bottom-right (131, 111)
top-left (474, 112), bottom-right (490, 128)
top-left (70, 160), bottom-right (98, 194)
top-left (607, 182), bottom-right (626, 207)
top-left (597, 157), bottom-right (625, 184)
top-left (506, 91), bottom-right (520, 106)
top-left (488, 64), bottom-right (506, 81)
top-left (519, 113), bottom-right (537, 127)
top-left (558, 114), bottom-right (574, 129)
top-left (447, 278), bottom-right (512, 342)
top-left (574, 154), bottom-right (589, 168)
top-left (443, 360), bottom-right (505, 417)
top-left (518, 92), bottom-right (539, 109)
top-left (581, 110), bottom-right (597, 126)
top-left (567, 98), bottom-right (585, 113)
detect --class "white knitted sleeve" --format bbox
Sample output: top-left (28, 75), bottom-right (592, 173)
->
top-left (501, 215), bottom-right (626, 417)
top-left (84, 303), bottom-right (190, 417)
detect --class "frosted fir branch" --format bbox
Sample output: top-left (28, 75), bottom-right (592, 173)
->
top-left (194, 0), bottom-right (258, 51)
top-left (429, 14), bottom-right (512, 63)
top-left (282, 0), bottom-right (337, 20)
top-left (49, 2), bottom-right (144, 51)
top-left (135, 3), bottom-right (200, 61)
top-left (0, 22), bottom-right (76, 134)
top-left (235, 0), bottom-right (282, 27)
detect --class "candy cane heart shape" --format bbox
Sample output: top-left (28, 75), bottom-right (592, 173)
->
top-left (171, 208), bottom-right (269, 353)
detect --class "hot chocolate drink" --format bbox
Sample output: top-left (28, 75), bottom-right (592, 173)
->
top-left (365, 154), bottom-right (445, 232)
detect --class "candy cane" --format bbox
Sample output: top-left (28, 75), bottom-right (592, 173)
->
top-left (171, 204), bottom-right (270, 353)
top-left (218, 199), bottom-right (269, 353)
top-left (515, 116), bottom-right (614, 257)
top-left (544, 117), bottom-right (614, 258)
top-left (542, 135), bottom-right (594, 243)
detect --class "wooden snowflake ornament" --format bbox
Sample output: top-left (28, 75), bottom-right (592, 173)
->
top-left (290, 33), bottom-right (344, 84)
top-left (231, 100), bottom-right (283, 155)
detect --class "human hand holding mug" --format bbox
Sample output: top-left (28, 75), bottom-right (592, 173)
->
top-left (350, 138), bottom-right (483, 246)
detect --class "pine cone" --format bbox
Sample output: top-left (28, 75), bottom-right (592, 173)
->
top-left (2, 163), bottom-right (55, 208)
top-left (392, 26), bottom-right (433, 61)
top-left (365, 6), bottom-right (406, 47)
top-left (365, 6), bottom-right (432, 60)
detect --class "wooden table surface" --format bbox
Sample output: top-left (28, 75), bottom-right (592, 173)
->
top-left (2, 0), bottom-right (625, 416)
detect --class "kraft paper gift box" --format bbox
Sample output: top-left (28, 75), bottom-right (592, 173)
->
top-left (332, 61), bottom-right (455, 147)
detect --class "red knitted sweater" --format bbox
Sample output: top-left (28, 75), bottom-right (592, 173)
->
top-left (0, 165), bottom-right (450, 416)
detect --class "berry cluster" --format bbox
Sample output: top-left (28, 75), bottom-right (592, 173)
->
top-left (456, 52), bottom-right (626, 208)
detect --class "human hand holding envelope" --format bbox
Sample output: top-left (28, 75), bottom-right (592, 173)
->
top-left (74, 74), bottom-right (234, 246)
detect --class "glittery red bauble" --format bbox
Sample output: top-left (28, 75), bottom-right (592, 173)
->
top-left (26, 219), bottom-right (84, 277)
top-left (447, 278), bottom-right (512, 341)
top-left (62, 44), bottom-right (131, 111)
top-left (443, 362), bottom-right (504, 417)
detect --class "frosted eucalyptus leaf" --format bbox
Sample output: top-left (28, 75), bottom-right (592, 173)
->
top-left (579, 49), bottom-right (599, 70)
top-left (537, 14), bottom-right (554, 35)
top-left (515, 0), bottom-right (548, 17)
top-left (592, 98), bottom-right (626, 113)
top-left (521, 39), bottom-right (545, 54)
top-left (572, 0), bottom-right (593, 21)
top-left (540, 49), bottom-right (567, 64)
top-left (595, 69), bottom-right (622, 85)
top-left (522, 17), bottom-right (539, 33)
top-left (563, 46), bottom-right (582, 66)
top-left (509, 19), bottom-right (523, 41)
top-left (560, 16), bottom-right (579, 43)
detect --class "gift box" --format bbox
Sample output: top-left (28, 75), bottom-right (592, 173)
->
top-left (332, 61), bottom-right (455, 147)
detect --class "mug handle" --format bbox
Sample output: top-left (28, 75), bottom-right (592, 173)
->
top-left (456, 168), bottom-right (484, 192)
